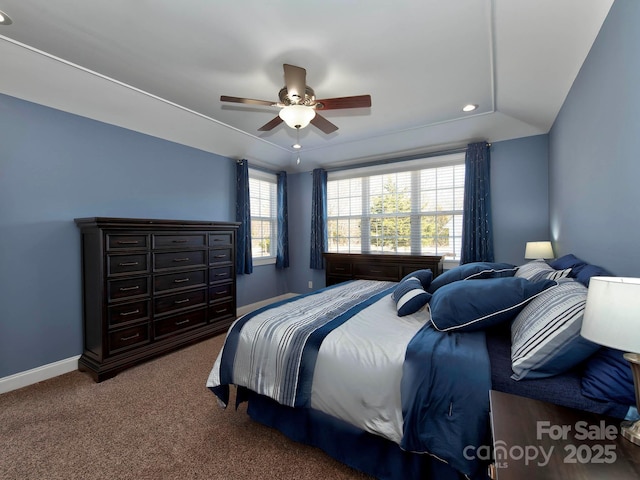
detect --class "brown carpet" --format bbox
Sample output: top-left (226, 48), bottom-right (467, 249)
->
top-left (0, 335), bottom-right (372, 480)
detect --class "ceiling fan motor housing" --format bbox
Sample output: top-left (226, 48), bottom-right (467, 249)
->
top-left (278, 86), bottom-right (318, 107)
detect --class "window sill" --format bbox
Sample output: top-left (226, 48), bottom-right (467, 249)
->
top-left (253, 257), bottom-right (276, 266)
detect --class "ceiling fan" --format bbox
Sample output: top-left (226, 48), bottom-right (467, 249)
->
top-left (220, 64), bottom-right (371, 134)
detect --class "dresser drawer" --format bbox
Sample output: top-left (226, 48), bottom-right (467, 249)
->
top-left (107, 300), bottom-right (150, 328)
top-left (108, 276), bottom-right (150, 302)
top-left (209, 232), bottom-right (233, 246)
top-left (209, 248), bottom-right (232, 265)
top-left (106, 234), bottom-right (149, 251)
top-left (209, 301), bottom-right (235, 321)
top-left (154, 288), bottom-right (207, 316)
top-left (327, 262), bottom-right (352, 275)
top-left (154, 308), bottom-right (207, 339)
top-left (107, 253), bottom-right (149, 276)
top-left (153, 250), bottom-right (206, 271)
top-left (353, 263), bottom-right (399, 280)
top-left (209, 266), bottom-right (232, 284)
top-left (108, 324), bottom-right (150, 355)
top-left (209, 283), bottom-right (233, 303)
top-left (153, 234), bottom-right (206, 249)
top-left (154, 269), bottom-right (206, 293)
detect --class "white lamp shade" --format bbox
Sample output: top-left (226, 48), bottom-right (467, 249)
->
top-left (581, 276), bottom-right (640, 353)
top-left (278, 105), bottom-right (316, 129)
top-left (524, 241), bottom-right (554, 259)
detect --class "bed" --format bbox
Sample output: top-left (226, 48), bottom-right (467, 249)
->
top-left (206, 255), bottom-right (638, 480)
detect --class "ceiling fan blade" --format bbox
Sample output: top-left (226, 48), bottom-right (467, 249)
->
top-left (283, 64), bottom-right (307, 103)
top-left (315, 95), bottom-right (372, 110)
top-left (220, 95), bottom-right (275, 107)
top-left (311, 114), bottom-right (338, 134)
top-left (257, 116), bottom-right (284, 131)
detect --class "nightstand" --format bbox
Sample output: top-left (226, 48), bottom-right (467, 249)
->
top-left (489, 390), bottom-right (640, 479)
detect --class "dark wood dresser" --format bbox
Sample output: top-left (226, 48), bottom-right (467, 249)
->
top-left (323, 253), bottom-right (444, 286)
top-left (75, 217), bottom-right (239, 382)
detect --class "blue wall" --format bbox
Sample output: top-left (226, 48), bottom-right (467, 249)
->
top-left (549, 0), bottom-right (640, 276)
top-left (491, 135), bottom-right (550, 265)
top-left (0, 93), bottom-right (288, 377)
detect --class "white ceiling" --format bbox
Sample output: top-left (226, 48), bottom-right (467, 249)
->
top-left (0, 0), bottom-right (613, 172)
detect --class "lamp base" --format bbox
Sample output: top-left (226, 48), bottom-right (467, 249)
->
top-left (622, 353), bottom-right (640, 446)
top-left (621, 420), bottom-right (640, 446)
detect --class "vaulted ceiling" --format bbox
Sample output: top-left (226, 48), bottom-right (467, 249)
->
top-left (0, 0), bottom-right (613, 171)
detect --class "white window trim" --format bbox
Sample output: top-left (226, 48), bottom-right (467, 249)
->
top-left (249, 168), bottom-right (278, 263)
top-left (327, 152), bottom-right (465, 259)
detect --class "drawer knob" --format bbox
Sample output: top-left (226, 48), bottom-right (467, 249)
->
top-left (175, 319), bottom-right (190, 326)
top-left (214, 254), bottom-right (227, 258)
top-left (214, 290), bottom-right (226, 295)
top-left (172, 239), bottom-right (188, 243)
top-left (174, 299), bottom-right (190, 305)
top-left (215, 273), bottom-right (228, 277)
top-left (173, 257), bottom-right (190, 262)
top-left (119, 261), bottom-right (140, 267)
top-left (119, 309), bottom-right (140, 317)
top-left (117, 240), bottom-right (139, 245)
top-left (215, 308), bottom-right (228, 314)
top-left (173, 278), bottom-right (190, 284)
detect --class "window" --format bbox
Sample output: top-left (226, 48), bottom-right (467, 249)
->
top-left (327, 153), bottom-right (465, 260)
top-left (249, 168), bottom-right (277, 263)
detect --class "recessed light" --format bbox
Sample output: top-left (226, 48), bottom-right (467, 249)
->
top-left (462, 104), bottom-right (478, 112)
top-left (0, 10), bottom-right (13, 25)
top-left (292, 143), bottom-right (301, 149)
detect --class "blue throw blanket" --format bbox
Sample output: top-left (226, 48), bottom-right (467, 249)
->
top-left (400, 323), bottom-right (491, 478)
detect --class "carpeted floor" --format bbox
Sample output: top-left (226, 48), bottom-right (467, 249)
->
top-left (0, 334), bottom-right (372, 480)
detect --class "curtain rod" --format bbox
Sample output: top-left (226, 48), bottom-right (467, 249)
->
top-left (324, 143), bottom-right (490, 173)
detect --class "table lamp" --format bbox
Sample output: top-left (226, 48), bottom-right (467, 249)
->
top-left (524, 241), bottom-right (554, 260)
top-left (581, 276), bottom-right (640, 446)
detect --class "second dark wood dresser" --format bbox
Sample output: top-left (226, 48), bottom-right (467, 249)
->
top-left (75, 217), bottom-right (239, 382)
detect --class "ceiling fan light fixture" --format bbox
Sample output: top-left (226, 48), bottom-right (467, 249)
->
top-left (279, 105), bottom-right (316, 129)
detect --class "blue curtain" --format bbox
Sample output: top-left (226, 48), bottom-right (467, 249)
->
top-left (310, 168), bottom-right (327, 269)
top-left (236, 160), bottom-right (253, 274)
top-left (460, 142), bottom-right (494, 264)
top-left (276, 171), bottom-right (289, 269)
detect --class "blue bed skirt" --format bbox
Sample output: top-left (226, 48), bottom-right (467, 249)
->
top-left (244, 390), bottom-right (474, 480)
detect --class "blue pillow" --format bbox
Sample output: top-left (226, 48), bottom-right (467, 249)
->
top-left (549, 253), bottom-right (587, 271)
top-left (392, 277), bottom-right (432, 316)
top-left (426, 262), bottom-right (518, 293)
top-left (574, 264), bottom-right (612, 287)
top-left (397, 269), bottom-right (433, 290)
top-left (429, 277), bottom-right (557, 332)
top-left (582, 348), bottom-right (636, 405)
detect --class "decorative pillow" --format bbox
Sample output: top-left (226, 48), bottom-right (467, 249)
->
top-left (429, 277), bottom-right (557, 332)
top-left (397, 269), bottom-right (433, 290)
top-left (515, 259), bottom-right (572, 282)
top-left (426, 262), bottom-right (518, 293)
top-left (574, 264), bottom-right (612, 287)
top-left (392, 277), bottom-right (432, 316)
top-left (549, 253), bottom-right (587, 272)
top-left (581, 348), bottom-right (636, 405)
top-left (511, 279), bottom-right (601, 380)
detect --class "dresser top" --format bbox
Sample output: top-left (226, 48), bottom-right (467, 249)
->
top-left (74, 217), bottom-right (240, 229)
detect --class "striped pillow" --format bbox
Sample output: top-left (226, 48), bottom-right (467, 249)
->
top-left (510, 279), bottom-right (600, 380)
top-left (515, 259), bottom-right (572, 282)
top-left (392, 277), bottom-right (432, 316)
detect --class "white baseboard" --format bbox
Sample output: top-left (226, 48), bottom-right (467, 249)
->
top-left (0, 294), bottom-right (299, 395)
top-left (0, 355), bottom-right (81, 395)
top-left (237, 293), bottom-right (298, 317)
